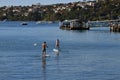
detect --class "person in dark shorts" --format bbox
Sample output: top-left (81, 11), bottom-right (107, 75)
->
top-left (42, 42), bottom-right (48, 56)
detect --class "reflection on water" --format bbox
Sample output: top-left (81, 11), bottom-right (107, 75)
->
top-left (42, 56), bottom-right (46, 80)
top-left (55, 54), bottom-right (60, 71)
top-left (42, 56), bottom-right (46, 70)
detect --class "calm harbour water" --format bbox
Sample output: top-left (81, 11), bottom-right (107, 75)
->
top-left (0, 21), bottom-right (120, 80)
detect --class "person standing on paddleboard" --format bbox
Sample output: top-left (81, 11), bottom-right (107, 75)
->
top-left (55, 39), bottom-right (60, 49)
top-left (42, 41), bottom-right (48, 56)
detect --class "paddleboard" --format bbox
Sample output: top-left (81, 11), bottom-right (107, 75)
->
top-left (42, 54), bottom-right (50, 57)
top-left (45, 54), bottom-right (50, 57)
top-left (53, 49), bottom-right (59, 52)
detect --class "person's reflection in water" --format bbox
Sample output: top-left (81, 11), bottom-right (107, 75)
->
top-left (55, 54), bottom-right (60, 72)
top-left (42, 56), bottom-right (46, 80)
top-left (42, 56), bottom-right (46, 69)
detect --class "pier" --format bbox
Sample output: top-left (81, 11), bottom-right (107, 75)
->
top-left (109, 20), bottom-right (120, 32)
top-left (87, 19), bottom-right (120, 32)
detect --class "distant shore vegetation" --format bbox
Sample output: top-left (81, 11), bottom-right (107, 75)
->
top-left (0, 0), bottom-right (120, 21)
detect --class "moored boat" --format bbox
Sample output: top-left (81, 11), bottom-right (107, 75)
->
top-left (21, 22), bottom-right (28, 25)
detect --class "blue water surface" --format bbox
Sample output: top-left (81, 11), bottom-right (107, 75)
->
top-left (0, 21), bottom-right (120, 80)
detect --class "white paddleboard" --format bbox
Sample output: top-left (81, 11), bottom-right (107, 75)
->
top-left (53, 49), bottom-right (59, 52)
top-left (45, 54), bottom-right (50, 57)
top-left (42, 54), bottom-right (50, 57)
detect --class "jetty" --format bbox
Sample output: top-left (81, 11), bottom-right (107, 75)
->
top-left (87, 19), bottom-right (120, 32)
top-left (59, 19), bottom-right (120, 32)
top-left (109, 20), bottom-right (120, 32)
top-left (59, 19), bottom-right (89, 30)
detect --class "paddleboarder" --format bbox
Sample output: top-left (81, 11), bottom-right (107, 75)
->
top-left (55, 39), bottom-right (60, 49)
top-left (42, 41), bottom-right (48, 56)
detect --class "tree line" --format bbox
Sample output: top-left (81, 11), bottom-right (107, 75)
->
top-left (0, 0), bottom-right (119, 21)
